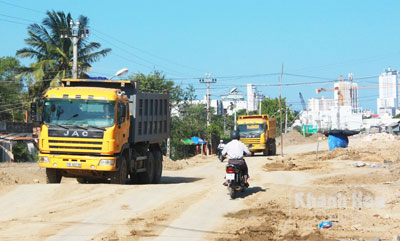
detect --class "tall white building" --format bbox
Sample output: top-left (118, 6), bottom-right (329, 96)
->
top-left (377, 67), bottom-right (399, 116)
top-left (246, 84), bottom-right (265, 111)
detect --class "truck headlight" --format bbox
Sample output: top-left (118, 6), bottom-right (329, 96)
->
top-left (259, 145), bottom-right (265, 148)
top-left (38, 156), bottom-right (50, 163)
top-left (99, 159), bottom-right (115, 166)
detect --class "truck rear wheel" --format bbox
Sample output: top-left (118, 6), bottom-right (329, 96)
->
top-left (76, 178), bottom-right (87, 184)
top-left (111, 156), bottom-right (128, 184)
top-left (152, 150), bottom-right (163, 184)
top-left (138, 152), bottom-right (155, 184)
top-left (270, 140), bottom-right (276, 155)
top-left (46, 168), bottom-right (62, 184)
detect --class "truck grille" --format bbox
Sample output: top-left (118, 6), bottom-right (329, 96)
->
top-left (241, 138), bottom-right (260, 144)
top-left (48, 139), bottom-right (103, 152)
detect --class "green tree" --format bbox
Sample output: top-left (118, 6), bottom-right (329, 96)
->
top-left (0, 57), bottom-right (28, 121)
top-left (171, 104), bottom-right (208, 159)
top-left (260, 97), bottom-right (295, 135)
top-left (129, 70), bottom-right (196, 105)
top-left (16, 10), bottom-right (111, 96)
top-left (13, 141), bottom-right (35, 162)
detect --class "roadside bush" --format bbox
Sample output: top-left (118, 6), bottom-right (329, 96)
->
top-left (12, 141), bottom-right (35, 162)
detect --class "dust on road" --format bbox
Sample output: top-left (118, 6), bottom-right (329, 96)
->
top-left (1, 132), bottom-right (400, 240)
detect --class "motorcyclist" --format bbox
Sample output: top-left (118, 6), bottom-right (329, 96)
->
top-left (217, 140), bottom-right (225, 157)
top-left (222, 130), bottom-right (251, 187)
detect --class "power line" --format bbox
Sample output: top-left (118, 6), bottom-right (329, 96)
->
top-left (0, 105), bottom-right (27, 114)
top-left (0, 13), bottom-right (34, 23)
top-left (91, 32), bottom-right (195, 78)
top-left (92, 28), bottom-right (206, 74)
top-left (0, 17), bottom-right (28, 26)
top-left (0, 0), bottom-right (45, 14)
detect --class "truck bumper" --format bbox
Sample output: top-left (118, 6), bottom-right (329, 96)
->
top-left (247, 144), bottom-right (266, 152)
top-left (38, 153), bottom-right (117, 171)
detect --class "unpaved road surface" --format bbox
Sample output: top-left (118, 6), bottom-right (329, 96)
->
top-left (2, 133), bottom-right (400, 240)
top-left (0, 137), bottom-right (325, 241)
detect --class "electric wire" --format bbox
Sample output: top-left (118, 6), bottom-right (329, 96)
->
top-left (91, 28), bottom-right (206, 74)
top-left (91, 32), bottom-right (196, 78)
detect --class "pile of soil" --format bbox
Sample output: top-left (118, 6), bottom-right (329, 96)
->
top-left (219, 201), bottom-right (333, 241)
top-left (163, 155), bottom-right (215, 171)
top-left (0, 162), bottom-right (45, 185)
top-left (277, 131), bottom-right (326, 146)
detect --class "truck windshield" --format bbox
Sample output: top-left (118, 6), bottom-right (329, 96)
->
top-left (238, 124), bottom-right (264, 135)
top-left (43, 99), bottom-right (115, 128)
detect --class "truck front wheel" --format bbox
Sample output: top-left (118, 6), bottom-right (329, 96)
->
top-left (111, 156), bottom-right (128, 184)
top-left (46, 168), bottom-right (62, 184)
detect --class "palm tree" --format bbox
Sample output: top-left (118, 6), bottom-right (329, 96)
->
top-left (16, 10), bottom-right (111, 95)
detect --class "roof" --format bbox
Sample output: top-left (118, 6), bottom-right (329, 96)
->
top-left (0, 133), bottom-right (34, 141)
top-left (45, 87), bottom-right (124, 101)
top-left (62, 78), bottom-right (132, 84)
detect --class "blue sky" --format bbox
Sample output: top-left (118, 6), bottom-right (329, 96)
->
top-left (1, 0), bottom-right (400, 112)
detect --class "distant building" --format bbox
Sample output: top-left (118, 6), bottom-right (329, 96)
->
top-left (171, 84), bottom-right (266, 117)
top-left (377, 67), bottom-right (399, 116)
top-left (333, 81), bottom-right (358, 111)
top-left (308, 97), bottom-right (334, 112)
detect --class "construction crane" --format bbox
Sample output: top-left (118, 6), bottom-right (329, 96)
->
top-left (299, 92), bottom-right (306, 111)
top-left (315, 75), bottom-right (346, 105)
top-left (316, 75), bottom-right (378, 105)
top-left (298, 92), bottom-right (308, 136)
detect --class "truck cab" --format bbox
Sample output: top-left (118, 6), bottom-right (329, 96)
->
top-left (237, 115), bottom-right (276, 156)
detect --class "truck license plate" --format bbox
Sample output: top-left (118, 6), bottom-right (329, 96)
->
top-left (66, 162), bottom-right (81, 168)
top-left (226, 173), bottom-right (235, 180)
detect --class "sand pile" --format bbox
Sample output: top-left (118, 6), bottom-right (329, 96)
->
top-left (278, 131), bottom-right (325, 146)
top-left (362, 133), bottom-right (397, 142)
top-left (163, 155), bottom-right (215, 171)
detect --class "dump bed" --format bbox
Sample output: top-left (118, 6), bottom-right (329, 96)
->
top-left (61, 79), bottom-right (170, 144)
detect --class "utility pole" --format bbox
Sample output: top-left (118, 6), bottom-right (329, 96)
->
top-left (199, 73), bottom-right (217, 155)
top-left (60, 19), bottom-right (89, 79)
top-left (279, 62), bottom-right (284, 157)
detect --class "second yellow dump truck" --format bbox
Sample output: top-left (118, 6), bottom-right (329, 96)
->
top-left (237, 115), bottom-right (276, 155)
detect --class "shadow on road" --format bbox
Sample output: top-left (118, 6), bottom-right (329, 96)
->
top-left (161, 176), bottom-right (204, 184)
top-left (235, 186), bottom-right (266, 199)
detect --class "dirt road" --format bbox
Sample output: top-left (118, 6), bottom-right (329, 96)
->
top-left (2, 134), bottom-right (400, 240)
top-left (0, 139), bottom-right (326, 241)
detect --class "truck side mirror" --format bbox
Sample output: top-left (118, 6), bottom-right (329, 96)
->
top-left (37, 98), bottom-right (44, 107)
top-left (30, 102), bottom-right (37, 122)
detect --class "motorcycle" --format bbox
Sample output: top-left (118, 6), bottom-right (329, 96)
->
top-left (225, 163), bottom-right (247, 199)
top-left (218, 148), bottom-right (225, 162)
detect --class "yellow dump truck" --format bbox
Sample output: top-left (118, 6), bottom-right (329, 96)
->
top-left (237, 115), bottom-right (276, 155)
top-left (34, 78), bottom-right (169, 184)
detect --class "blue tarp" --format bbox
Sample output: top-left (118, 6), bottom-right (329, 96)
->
top-left (190, 137), bottom-right (206, 145)
top-left (328, 134), bottom-right (349, 151)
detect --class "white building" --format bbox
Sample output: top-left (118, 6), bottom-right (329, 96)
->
top-left (172, 83), bottom-right (265, 117)
top-left (302, 97), bottom-right (335, 130)
top-left (308, 97), bottom-right (334, 112)
top-left (299, 77), bottom-right (362, 132)
top-left (333, 81), bottom-right (358, 111)
top-left (377, 67), bottom-right (399, 116)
